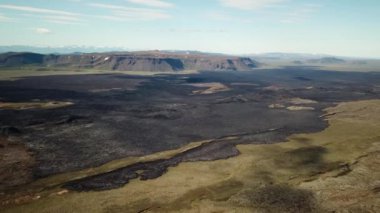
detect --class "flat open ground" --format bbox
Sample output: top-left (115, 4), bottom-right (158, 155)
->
top-left (1, 67), bottom-right (380, 212)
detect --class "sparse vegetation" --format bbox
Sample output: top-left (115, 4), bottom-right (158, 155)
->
top-left (1, 0), bottom-right (379, 212)
top-left (0, 101), bottom-right (73, 110)
top-left (1, 100), bottom-right (379, 212)
top-left (187, 82), bottom-right (231, 94)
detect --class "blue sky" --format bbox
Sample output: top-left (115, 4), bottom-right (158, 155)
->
top-left (0, 0), bottom-right (379, 58)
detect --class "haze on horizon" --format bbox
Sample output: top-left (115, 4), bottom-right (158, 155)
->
top-left (0, 0), bottom-right (379, 58)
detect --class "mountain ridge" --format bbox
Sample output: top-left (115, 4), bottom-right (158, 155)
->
top-left (0, 51), bottom-right (258, 72)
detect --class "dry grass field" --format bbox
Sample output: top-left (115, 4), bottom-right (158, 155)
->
top-left (0, 101), bottom-right (73, 110)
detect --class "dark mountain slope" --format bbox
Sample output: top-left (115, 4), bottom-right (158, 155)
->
top-left (0, 52), bottom-right (45, 66)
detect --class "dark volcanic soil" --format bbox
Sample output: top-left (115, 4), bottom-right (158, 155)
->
top-left (1, 68), bottom-right (380, 190)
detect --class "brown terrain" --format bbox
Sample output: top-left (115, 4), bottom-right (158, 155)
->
top-left (0, 137), bottom-right (35, 191)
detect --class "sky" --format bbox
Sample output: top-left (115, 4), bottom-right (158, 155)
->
top-left (0, 0), bottom-right (379, 58)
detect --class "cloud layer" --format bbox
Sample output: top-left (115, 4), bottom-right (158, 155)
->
top-left (220, 0), bottom-right (284, 10)
top-left (0, 4), bottom-right (78, 16)
top-left (0, 4), bottom-right (81, 24)
top-left (35, 28), bottom-right (51, 34)
top-left (90, 3), bottom-right (171, 21)
top-left (0, 13), bottom-right (11, 22)
top-left (127, 0), bottom-right (173, 8)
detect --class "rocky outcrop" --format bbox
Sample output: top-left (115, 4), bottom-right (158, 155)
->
top-left (0, 126), bottom-right (21, 136)
top-left (0, 52), bottom-right (44, 67)
top-left (0, 52), bottom-right (258, 72)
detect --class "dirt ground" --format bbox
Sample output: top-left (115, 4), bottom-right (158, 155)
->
top-left (0, 137), bottom-right (35, 191)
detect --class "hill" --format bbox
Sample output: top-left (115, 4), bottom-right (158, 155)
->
top-left (306, 57), bottom-right (346, 64)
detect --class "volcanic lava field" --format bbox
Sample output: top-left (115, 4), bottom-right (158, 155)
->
top-left (1, 68), bottom-right (380, 191)
top-left (1, 67), bottom-right (380, 212)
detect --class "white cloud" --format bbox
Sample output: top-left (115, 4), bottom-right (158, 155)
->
top-left (90, 3), bottom-right (161, 13)
top-left (35, 28), bottom-right (52, 34)
top-left (22, 14), bottom-right (83, 25)
top-left (220, 0), bottom-right (285, 10)
top-left (90, 3), bottom-right (171, 21)
top-left (207, 11), bottom-right (232, 21)
top-left (116, 10), bottom-right (171, 20)
top-left (45, 15), bottom-right (80, 22)
top-left (0, 4), bottom-right (83, 24)
top-left (206, 11), bottom-right (253, 23)
top-left (0, 3), bottom-right (171, 24)
top-left (0, 14), bottom-right (11, 22)
top-left (280, 4), bottom-right (321, 24)
top-left (127, 0), bottom-right (173, 8)
top-left (168, 28), bottom-right (228, 33)
top-left (0, 4), bottom-right (78, 16)
top-left (95, 15), bottom-right (126, 22)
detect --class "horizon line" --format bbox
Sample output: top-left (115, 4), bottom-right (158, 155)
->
top-left (0, 45), bottom-right (379, 60)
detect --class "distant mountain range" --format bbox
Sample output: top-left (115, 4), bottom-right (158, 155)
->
top-left (248, 52), bottom-right (380, 60)
top-left (0, 45), bottom-right (131, 54)
top-left (1, 46), bottom-right (377, 72)
top-left (0, 46), bottom-right (375, 60)
top-left (248, 52), bottom-right (333, 60)
top-left (0, 51), bottom-right (258, 72)
top-left (0, 46), bottom-right (230, 56)
top-left (306, 57), bottom-right (346, 64)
